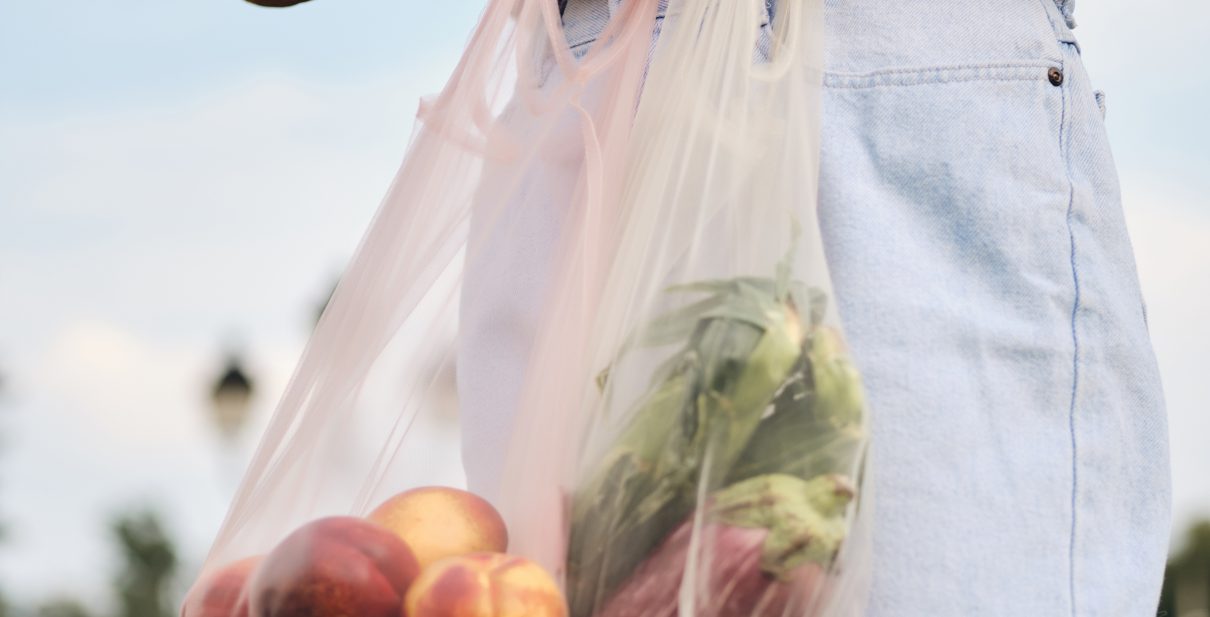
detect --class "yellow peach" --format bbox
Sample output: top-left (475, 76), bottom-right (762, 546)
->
top-left (405, 553), bottom-right (566, 617)
top-left (367, 487), bottom-right (507, 569)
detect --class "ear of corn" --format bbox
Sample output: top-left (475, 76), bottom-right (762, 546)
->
top-left (567, 245), bottom-right (867, 617)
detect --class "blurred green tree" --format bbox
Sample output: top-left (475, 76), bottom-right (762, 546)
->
top-left (35, 599), bottom-right (93, 617)
top-left (112, 511), bottom-right (178, 617)
top-left (0, 363), bottom-right (10, 617)
top-left (1159, 519), bottom-right (1210, 616)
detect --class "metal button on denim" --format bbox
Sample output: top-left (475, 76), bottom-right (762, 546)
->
top-left (1049, 67), bottom-right (1065, 86)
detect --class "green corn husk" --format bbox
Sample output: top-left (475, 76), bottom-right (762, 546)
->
top-left (711, 472), bottom-right (856, 577)
top-left (566, 272), bottom-right (820, 617)
top-left (726, 326), bottom-right (867, 486)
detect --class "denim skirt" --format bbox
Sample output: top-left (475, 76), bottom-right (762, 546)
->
top-left (460, 1), bottom-right (1171, 614)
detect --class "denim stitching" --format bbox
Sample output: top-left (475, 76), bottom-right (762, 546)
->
top-left (824, 62), bottom-right (1055, 89)
top-left (829, 60), bottom-right (1057, 78)
top-left (1043, 0), bottom-right (1082, 608)
top-left (1056, 46), bottom-right (1081, 617)
top-left (824, 74), bottom-right (1045, 89)
top-left (1031, 24), bottom-right (1079, 613)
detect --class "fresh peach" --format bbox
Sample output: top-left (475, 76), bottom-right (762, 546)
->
top-left (367, 487), bottom-right (507, 569)
top-left (247, 517), bottom-right (421, 617)
top-left (181, 556), bottom-right (261, 617)
top-left (405, 553), bottom-right (567, 617)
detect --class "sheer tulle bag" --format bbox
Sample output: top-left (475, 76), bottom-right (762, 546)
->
top-left (183, 0), bottom-right (871, 615)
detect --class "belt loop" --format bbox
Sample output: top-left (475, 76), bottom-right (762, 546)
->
top-left (1055, 0), bottom-right (1077, 29)
top-left (1043, 0), bottom-right (1080, 49)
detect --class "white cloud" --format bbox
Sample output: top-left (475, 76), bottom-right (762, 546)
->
top-left (0, 58), bottom-right (479, 605)
top-left (34, 320), bottom-right (231, 451)
top-left (0, 318), bottom-right (302, 608)
top-left (0, 71), bottom-right (433, 606)
top-left (0, 71), bottom-right (444, 369)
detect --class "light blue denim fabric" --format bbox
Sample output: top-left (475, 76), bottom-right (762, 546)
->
top-left (465, 1), bottom-right (1170, 614)
top-left (813, 2), bottom-right (1169, 615)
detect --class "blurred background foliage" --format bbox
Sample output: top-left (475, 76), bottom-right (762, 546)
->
top-left (27, 511), bottom-right (178, 617)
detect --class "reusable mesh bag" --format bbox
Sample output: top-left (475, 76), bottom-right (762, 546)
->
top-left (183, 0), bottom-right (871, 615)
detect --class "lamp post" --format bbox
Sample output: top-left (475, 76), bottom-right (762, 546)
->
top-left (208, 353), bottom-right (255, 443)
top-left (208, 350), bottom-right (257, 491)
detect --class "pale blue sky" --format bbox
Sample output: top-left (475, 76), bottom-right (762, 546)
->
top-left (0, 2), bottom-right (480, 109)
top-left (0, 0), bottom-right (1207, 609)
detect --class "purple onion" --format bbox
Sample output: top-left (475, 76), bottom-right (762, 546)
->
top-left (596, 519), bottom-right (825, 617)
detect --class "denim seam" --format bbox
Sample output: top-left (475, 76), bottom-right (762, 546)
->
top-left (824, 73), bottom-right (1045, 89)
top-left (824, 62), bottom-right (1055, 89)
top-left (829, 60), bottom-right (1056, 78)
top-left (1057, 50), bottom-right (1081, 617)
top-left (1038, 3), bottom-right (1081, 610)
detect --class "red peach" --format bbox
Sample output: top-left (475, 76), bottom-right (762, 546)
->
top-left (247, 517), bottom-right (421, 617)
top-left (405, 553), bottom-right (567, 617)
top-left (181, 556), bottom-right (261, 617)
top-left (367, 487), bottom-right (507, 569)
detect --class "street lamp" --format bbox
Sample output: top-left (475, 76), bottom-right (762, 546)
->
top-left (209, 353), bottom-right (255, 442)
